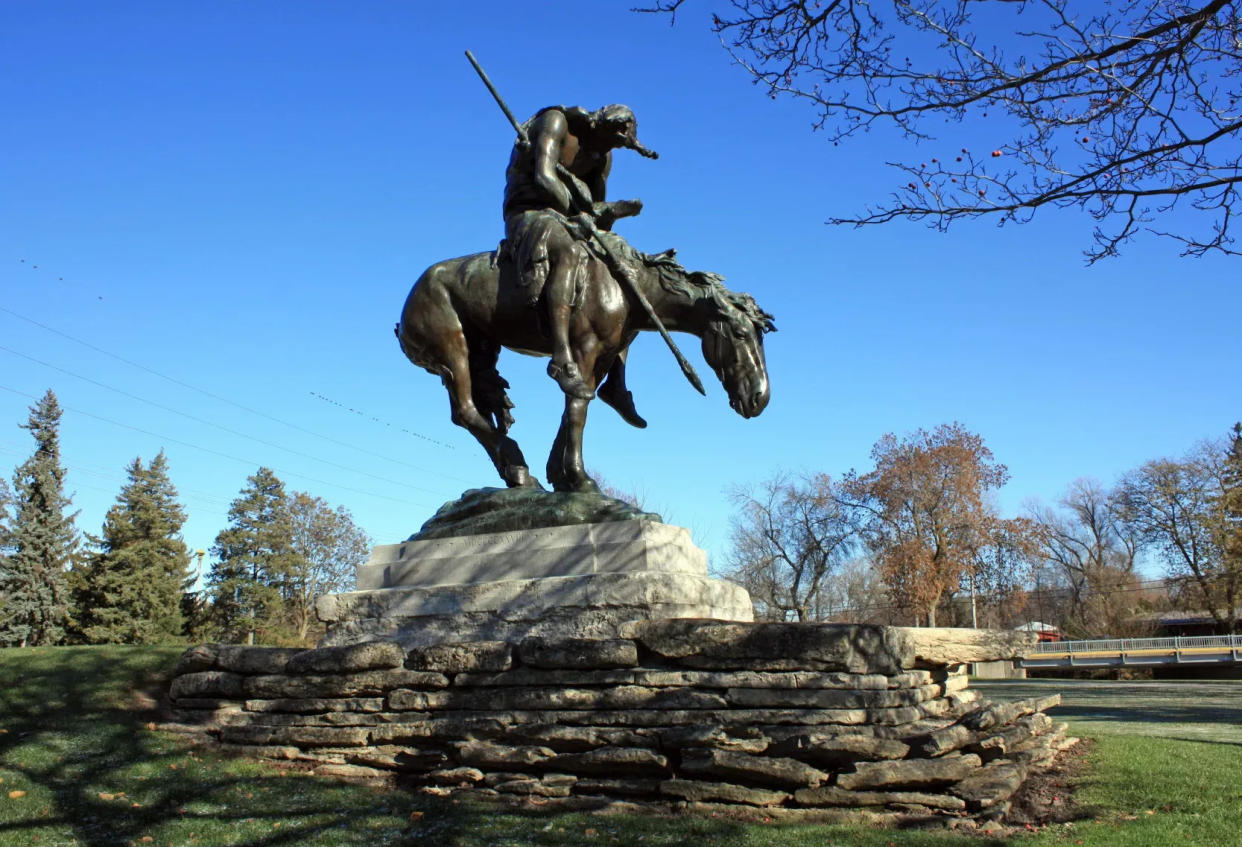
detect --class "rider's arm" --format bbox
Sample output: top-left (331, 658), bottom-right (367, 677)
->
top-left (531, 111), bottom-right (573, 214)
top-left (587, 152), bottom-right (611, 203)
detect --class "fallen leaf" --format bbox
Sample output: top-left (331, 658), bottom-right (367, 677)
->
top-left (8, 790), bottom-right (25, 799)
top-left (408, 811), bottom-right (424, 821)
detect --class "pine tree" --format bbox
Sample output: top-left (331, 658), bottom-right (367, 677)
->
top-left (70, 452), bottom-right (191, 644)
top-left (0, 390), bottom-right (78, 647)
top-left (0, 479), bottom-right (15, 630)
top-left (208, 467), bottom-right (302, 644)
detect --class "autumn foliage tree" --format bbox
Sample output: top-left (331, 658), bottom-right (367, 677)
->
top-left (842, 423), bottom-right (1031, 626)
top-left (644, 1), bottom-right (1242, 260)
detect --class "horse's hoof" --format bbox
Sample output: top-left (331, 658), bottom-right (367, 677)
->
top-left (549, 477), bottom-right (597, 494)
top-left (503, 466), bottom-right (540, 488)
top-left (573, 477), bottom-right (601, 495)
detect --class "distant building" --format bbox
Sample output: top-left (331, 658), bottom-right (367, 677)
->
top-left (1014, 621), bottom-right (1063, 642)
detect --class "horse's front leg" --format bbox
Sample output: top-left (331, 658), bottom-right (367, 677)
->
top-left (547, 395), bottom-right (597, 493)
top-left (547, 336), bottom-right (606, 494)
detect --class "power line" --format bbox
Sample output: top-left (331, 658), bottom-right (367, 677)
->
top-left (0, 444), bottom-right (237, 509)
top-left (0, 343), bottom-right (447, 496)
top-left (310, 392), bottom-right (455, 448)
top-left (0, 298), bottom-right (470, 482)
top-left (0, 383), bottom-right (432, 508)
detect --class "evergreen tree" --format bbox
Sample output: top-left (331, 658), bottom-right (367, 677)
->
top-left (70, 451), bottom-right (191, 644)
top-left (0, 479), bottom-right (14, 629)
top-left (0, 391), bottom-right (78, 647)
top-left (208, 467), bottom-right (302, 644)
top-left (180, 548), bottom-right (210, 641)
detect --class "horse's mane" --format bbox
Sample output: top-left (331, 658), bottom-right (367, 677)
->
top-left (638, 248), bottom-right (777, 335)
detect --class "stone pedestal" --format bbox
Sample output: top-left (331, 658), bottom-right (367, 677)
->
top-left (317, 521), bottom-right (753, 648)
top-left (167, 624), bottom-right (1060, 823)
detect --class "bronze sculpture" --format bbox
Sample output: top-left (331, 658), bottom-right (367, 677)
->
top-left (395, 59), bottom-right (775, 493)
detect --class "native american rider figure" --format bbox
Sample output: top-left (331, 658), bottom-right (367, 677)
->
top-left (501, 104), bottom-right (658, 427)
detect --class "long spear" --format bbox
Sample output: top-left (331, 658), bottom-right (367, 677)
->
top-left (464, 50), bottom-right (706, 396)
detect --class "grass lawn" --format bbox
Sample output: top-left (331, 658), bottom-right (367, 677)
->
top-left (0, 647), bottom-right (1239, 846)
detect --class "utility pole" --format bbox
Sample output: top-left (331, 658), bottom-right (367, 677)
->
top-left (970, 571), bottom-right (979, 629)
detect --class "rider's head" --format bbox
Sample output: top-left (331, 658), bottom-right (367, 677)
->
top-left (590, 105), bottom-right (659, 160)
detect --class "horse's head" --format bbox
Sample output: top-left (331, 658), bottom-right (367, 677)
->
top-left (694, 272), bottom-right (776, 419)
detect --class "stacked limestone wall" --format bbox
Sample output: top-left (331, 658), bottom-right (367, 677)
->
top-left (166, 622), bottom-right (1070, 823)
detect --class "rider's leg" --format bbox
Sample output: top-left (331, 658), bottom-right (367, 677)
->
top-left (545, 235), bottom-right (594, 400)
top-left (598, 348), bottom-right (647, 428)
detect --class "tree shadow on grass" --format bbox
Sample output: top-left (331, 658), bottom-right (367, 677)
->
top-left (0, 647), bottom-right (465, 845)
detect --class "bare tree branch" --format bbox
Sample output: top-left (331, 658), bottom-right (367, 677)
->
top-left (640, 0), bottom-right (1242, 261)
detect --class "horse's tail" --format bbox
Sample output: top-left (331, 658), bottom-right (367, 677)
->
top-left (395, 265), bottom-right (456, 386)
top-left (393, 320), bottom-right (423, 367)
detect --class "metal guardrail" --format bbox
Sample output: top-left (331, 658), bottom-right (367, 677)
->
top-left (1022, 634), bottom-right (1242, 667)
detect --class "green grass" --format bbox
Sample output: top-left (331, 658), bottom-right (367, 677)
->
top-left (1, 648), bottom-right (1241, 846)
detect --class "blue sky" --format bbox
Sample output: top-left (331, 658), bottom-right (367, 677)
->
top-left (3, 1), bottom-right (1238, 578)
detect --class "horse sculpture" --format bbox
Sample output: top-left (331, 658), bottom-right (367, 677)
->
top-left (396, 241), bottom-right (774, 493)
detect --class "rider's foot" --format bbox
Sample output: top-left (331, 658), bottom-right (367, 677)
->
top-left (547, 360), bottom-right (594, 400)
top-left (598, 380), bottom-right (647, 428)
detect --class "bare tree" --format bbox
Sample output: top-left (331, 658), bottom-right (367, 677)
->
top-left (814, 556), bottom-right (891, 623)
top-left (725, 473), bottom-right (858, 621)
top-left (642, 1), bottom-right (1242, 261)
top-left (1117, 437), bottom-right (1240, 633)
top-left (1027, 478), bottom-right (1147, 637)
top-left (286, 492), bottom-right (372, 644)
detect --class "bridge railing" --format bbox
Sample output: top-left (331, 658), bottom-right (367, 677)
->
top-left (1030, 634), bottom-right (1242, 655)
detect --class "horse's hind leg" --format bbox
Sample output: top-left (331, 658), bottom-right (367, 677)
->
top-left (469, 342), bottom-right (531, 482)
top-left (438, 332), bottom-right (534, 488)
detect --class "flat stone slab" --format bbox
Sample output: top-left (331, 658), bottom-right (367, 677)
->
top-left (904, 628), bottom-right (1038, 665)
top-left (621, 621), bottom-right (914, 675)
top-left (357, 521), bottom-right (707, 590)
top-left (317, 572), bottom-right (753, 648)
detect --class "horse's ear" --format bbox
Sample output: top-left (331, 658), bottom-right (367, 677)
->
top-left (760, 306), bottom-right (777, 333)
top-left (689, 270), bottom-right (725, 288)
